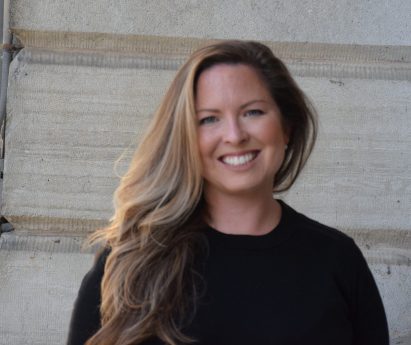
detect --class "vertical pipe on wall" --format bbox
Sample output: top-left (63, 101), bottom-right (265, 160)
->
top-left (0, 0), bottom-right (10, 220)
top-left (0, 0), bottom-right (10, 161)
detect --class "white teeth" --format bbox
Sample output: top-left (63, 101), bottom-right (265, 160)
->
top-left (222, 152), bottom-right (256, 166)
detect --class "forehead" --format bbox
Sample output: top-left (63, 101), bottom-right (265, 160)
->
top-left (195, 64), bottom-right (272, 104)
top-left (196, 63), bottom-right (264, 85)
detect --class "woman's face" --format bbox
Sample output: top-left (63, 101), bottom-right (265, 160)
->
top-left (195, 63), bottom-right (289, 199)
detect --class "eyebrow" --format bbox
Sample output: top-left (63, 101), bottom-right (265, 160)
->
top-left (196, 99), bottom-right (269, 113)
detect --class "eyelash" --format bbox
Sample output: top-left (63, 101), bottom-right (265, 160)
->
top-left (198, 109), bottom-right (264, 125)
top-left (245, 109), bottom-right (264, 117)
top-left (199, 116), bottom-right (218, 126)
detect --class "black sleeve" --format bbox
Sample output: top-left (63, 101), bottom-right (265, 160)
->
top-left (348, 239), bottom-right (389, 345)
top-left (66, 248), bottom-right (110, 345)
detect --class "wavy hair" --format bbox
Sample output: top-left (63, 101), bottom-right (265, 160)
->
top-left (86, 40), bottom-right (317, 345)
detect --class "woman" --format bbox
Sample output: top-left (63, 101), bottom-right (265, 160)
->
top-left (67, 40), bottom-right (389, 345)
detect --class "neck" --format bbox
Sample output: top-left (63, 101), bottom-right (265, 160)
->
top-left (203, 190), bottom-right (282, 236)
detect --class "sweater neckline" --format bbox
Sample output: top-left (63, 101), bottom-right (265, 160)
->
top-left (204, 199), bottom-right (296, 250)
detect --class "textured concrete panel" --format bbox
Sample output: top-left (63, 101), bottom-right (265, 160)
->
top-left (370, 258), bottom-right (411, 339)
top-left (0, 234), bottom-right (94, 345)
top-left (0, 233), bottom-right (409, 344)
top-left (282, 77), bottom-right (411, 232)
top-left (2, 52), bottom-right (176, 233)
top-left (9, 0), bottom-right (411, 45)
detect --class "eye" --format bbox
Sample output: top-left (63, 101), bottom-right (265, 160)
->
top-left (198, 115), bottom-right (218, 126)
top-left (245, 109), bottom-right (264, 117)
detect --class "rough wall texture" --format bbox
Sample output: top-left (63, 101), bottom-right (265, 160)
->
top-left (9, 0), bottom-right (411, 45)
top-left (0, 1), bottom-right (410, 344)
top-left (0, 234), bottom-right (93, 345)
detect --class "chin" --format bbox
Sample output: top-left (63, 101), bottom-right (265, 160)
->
top-left (207, 180), bottom-right (270, 197)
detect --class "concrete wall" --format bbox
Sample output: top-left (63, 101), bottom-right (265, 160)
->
top-left (1, 1), bottom-right (410, 344)
top-left (9, 0), bottom-right (411, 46)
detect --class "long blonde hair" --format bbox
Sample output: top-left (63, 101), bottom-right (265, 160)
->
top-left (86, 40), bottom-right (317, 345)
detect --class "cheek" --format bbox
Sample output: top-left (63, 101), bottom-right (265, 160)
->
top-left (197, 130), bottom-right (218, 160)
top-left (254, 120), bottom-right (287, 147)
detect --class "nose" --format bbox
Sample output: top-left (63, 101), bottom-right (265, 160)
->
top-left (223, 117), bottom-right (249, 145)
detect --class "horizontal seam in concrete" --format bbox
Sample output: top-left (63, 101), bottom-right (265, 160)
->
top-left (1, 233), bottom-right (409, 267)
top-left (16, 48), bottom-right (185, 70)
top-left (3, 215), bottom-right (107, 235)
top-left (12, 29), bottom-right (411, 81)
top-left (0, 232), bottom-right (96, 253)
top-left (13, 29), bottom-right (411, 63)
top-left (344, 229), bottom-right (411, 250)
top-left (4, 212), bottom-right (411, 248)
top-left (364, 250), bottom-right (411, 266)
top-left (15, 47), bottom-right (411, 81)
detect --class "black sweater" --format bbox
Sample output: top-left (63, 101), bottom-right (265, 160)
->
top-left (67, 201), bottom-right (389, 345)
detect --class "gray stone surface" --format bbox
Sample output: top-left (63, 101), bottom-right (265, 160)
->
top-left (9, 0), bottom-right (411, 46)
top-left (3, 51), bottom-right (176, 232)
top-left (282, 77), bottom-right (411, 232)
top-left (0, 234), bottom-right (94, 345)
top-left (371, 260), bottom-right (411, 340)
top-left (394, 334), bottom-right (411, 345)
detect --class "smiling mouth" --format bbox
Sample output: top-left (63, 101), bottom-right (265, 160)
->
top-left (220, 151), bottom-right (259, 166)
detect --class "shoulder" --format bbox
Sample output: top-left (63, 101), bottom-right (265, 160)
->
top-left (280, 201), bottom-right (389, 343)
top-left (66, 246), bottom-right (111, 345)
top-left (282, 200), bottom-right (354, 244)
top-left (280, 200), bottom-right (375, 296)
top-left (92, 246), bottom-right (111, 273)
top-left (280, 200), bottom-right (361, 263)
top-left (80, 246), bottom-right (111, 288)
top-left (77, 245), bottom-right (111, 303)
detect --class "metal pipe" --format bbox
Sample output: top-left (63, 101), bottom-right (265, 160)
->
top-left (0, 0), bottom-right (10, 223)
top-left (0, 0), bottom-right (11, 160)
